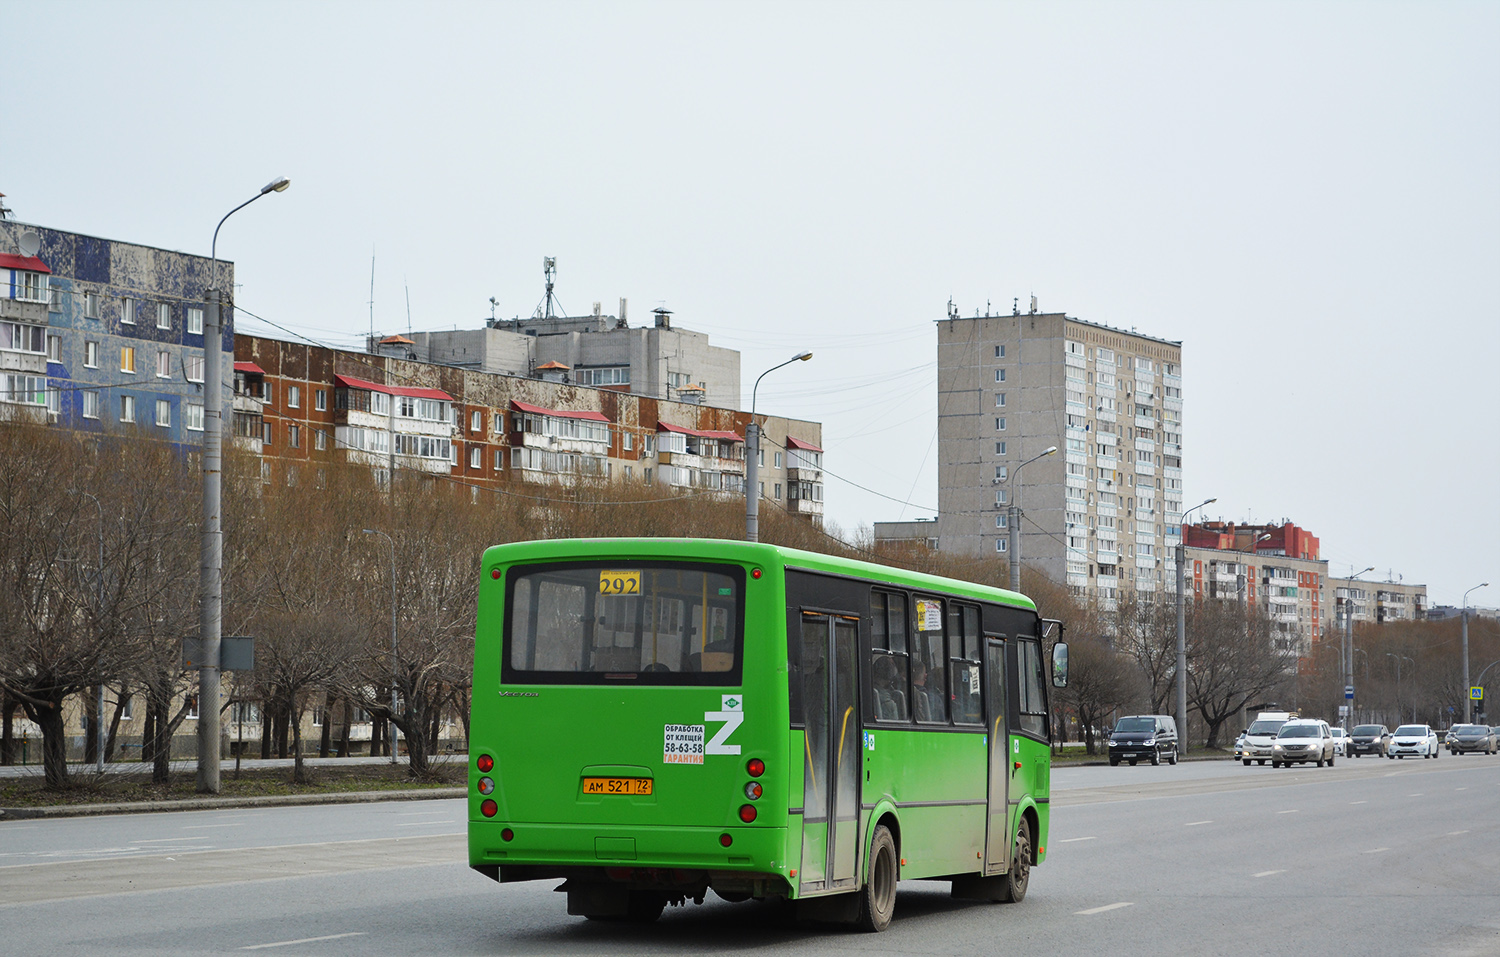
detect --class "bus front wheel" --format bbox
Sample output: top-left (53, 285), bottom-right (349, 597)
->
top-left (999, 818), bottom-right (1031, 904)
top-left (856, 825), bottom-right (898, 932)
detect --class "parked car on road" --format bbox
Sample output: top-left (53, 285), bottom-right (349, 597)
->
top-left (1446, 724), bottom-right (1497, 755)
top-left (1108, 715), bottom-right (1180, 766)
top-left (1329, 727), bottom-right (1348, 757)
top-left (1271, 719), bottom-right (1336, 767)
top-left (1389, 724), bottom-right (1440, 759)
top-left (1348, 724), bottom-right (1391, 757)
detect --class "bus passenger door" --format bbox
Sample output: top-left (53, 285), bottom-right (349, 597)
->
top-left (983, 636), bottom-right (1010, 875)
top-left (798, 612), bottom-right (860, 894)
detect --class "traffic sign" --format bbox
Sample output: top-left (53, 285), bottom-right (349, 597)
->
top-left (1345, 685), bottom-right (1355, 700)
top-left (1471, 687), bottom-right (1483, 701)
top-left (1338, 705), bottom-right (1349, 716)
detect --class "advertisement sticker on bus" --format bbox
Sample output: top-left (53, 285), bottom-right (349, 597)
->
top-left (664, 724), bottom-right (704, 764)
top-left (915, 598), bottom-right (943, 632)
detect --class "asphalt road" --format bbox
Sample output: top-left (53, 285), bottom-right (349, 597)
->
top-left (2, 755), bottom-right (1498, 956)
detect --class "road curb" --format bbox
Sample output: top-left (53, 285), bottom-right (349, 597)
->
top-left (0, 787), bottom-right (466, 821)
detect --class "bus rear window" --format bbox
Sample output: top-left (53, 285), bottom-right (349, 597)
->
top-left (503, 562), bottom-right (745, 685)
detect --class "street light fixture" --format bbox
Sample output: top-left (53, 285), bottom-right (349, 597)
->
top-left (198, 176), bottom-right (291, 794)
top-left (363, 529), bottom-right (400, 765)
top-left (1175, 497), bottom-right (1216, 752)
top-left (1462, 583), bottom-right (1489, 723)
top-left (745, 352), bottom-right (812, 543)
top-left (1005, 446), bottom-right (1058, 593)
top-left (1343, 566), bottom-right (1374, 729)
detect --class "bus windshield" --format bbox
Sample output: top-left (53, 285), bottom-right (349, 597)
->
top-left (503, 562), bottom-right (744, 684)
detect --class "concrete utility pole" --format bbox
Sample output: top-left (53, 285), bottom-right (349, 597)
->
top-left (1462, 583), bottom-right (1489, 723)
top-left (744, 352), bottom-right (811, 543)
top-left (199, 177), bottom-right (289, 794)
top-left (1006, 446), bottom-right (1057, 593)
top-left (1175, 498), bottom-right (1215, 752)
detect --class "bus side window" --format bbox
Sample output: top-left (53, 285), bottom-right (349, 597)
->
top-left (947, 602), bottom-right (982, 726)
top-left (869, 591), bottom-right (910, 722)
top-left (1016, 638), bottom-right (1048, 738)
top-left (912, 597), bottom-right (947, 724)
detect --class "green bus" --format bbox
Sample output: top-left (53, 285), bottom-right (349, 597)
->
top-left (468, 538), bottom-right (1066, 931)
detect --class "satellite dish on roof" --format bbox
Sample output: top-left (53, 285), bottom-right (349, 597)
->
top-left (18, 231), bottom-right (41, 257)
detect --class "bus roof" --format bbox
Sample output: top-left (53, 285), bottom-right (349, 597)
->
top-left (481, 538), bottom-right (1038, 612)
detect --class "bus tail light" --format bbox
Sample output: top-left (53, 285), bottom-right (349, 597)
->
top-left (478, 777), bottom-right (495, 795)
top-left (744, 781), bottom-right (762, 800)
top-left (477, 754), bottom-right (494, 773)
top-left (746, 758), bottom-right (765, 777)
top-left (719, 833), bottom-right (733, 847)
top-left (501, 828), bottom-right (514, 842)
top-left (738, 804), bottom-right (757, 823)
top-left (481, 799), bottom-right (498, 818)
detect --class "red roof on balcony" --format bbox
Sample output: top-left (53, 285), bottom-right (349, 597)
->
top-left (333, 374), bottom-right (452, 401)
top-left (510, 399), bottom-right (610, 423)
top-left (233, 362), bottom-right (266, 375)
top-left (658, 421), bottom-right (743, 442)
top-left (787, 436), bottom-right (823, 452)
top-left (0, 254), bottom-right (50, 274)
top-left (535, 361), bottom-right (569, 371)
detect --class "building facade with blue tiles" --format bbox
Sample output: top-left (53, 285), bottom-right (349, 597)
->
top-left (0, 219), bottom-right (233, 444)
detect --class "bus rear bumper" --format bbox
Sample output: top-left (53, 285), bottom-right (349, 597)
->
top-left (469, 821), bottom-right (789, 878)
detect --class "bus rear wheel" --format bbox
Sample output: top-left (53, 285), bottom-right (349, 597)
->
top-left (998, 818), bottom-right (1031, 904)
top-left (856, 824), bottom-right (897, 932)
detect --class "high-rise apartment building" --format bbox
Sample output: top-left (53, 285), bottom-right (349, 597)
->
top-left (935, 305), bottom-right (1182, 603)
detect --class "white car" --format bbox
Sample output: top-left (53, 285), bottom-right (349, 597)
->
top-left (1389, 724), bottom-right (1440, 759)
top-left (1329, 727), bottom-right (1348, 757)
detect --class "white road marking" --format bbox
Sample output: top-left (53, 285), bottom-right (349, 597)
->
top-left (1075, 902), bottom-right (1133, 915)
top-left (1253, 870), bottom-right (1286, 878)
top-left (182, 823), bottom-right (245, 829)
top-left (1447, 830), bottom-right (1469, 836)
top-left (135, 837), bottom-right (211, 844)
top-left (1349, 801), bottom-right (1366, 805)
top-left (1057, 837), bottom-right (1096, 843)
top-left (1456, 787), bottom-right (1467, 791)
top-left (1409, 793), bottom-right (1423, 797)
top-left (1184, 821), bottom-right (1212, 826)
top-left (397, 810), bottom-right (449, 816)
top-left (1364, 847), bottom-right (1389, 854)
top-left (241, 932), bottom-right (366, 950)
top-left (395, 820), bottom-right (457, 827)
top-left (1276, 809), bottom-right (1298, 814)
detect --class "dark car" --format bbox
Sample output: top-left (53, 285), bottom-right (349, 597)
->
top-left (1446, 724), bottom-right (1497, 755)
top-left (1108, 715), bottom-right (1179, 766)
top-left (1349, 724), bottom-right (1392, 758)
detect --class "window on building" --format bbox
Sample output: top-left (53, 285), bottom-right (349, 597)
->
top-left (995, 466), bottom-right (1008, 481)
top-left (289, 425), bottom-right (301, 448)
top-left (996, 539), bottom-right (1008, 553)
top-left (187, 306), bottom-right (203, 335)
top-left (995, 393), bottom-right (1006, 407)
top-left (494, 449), bottom-right (504, 470)
top-left (121, 298), bottom-right (136, 325)
top-left (120, 346), bottom-right (135, 374)
top-left (46, 334), bottom-right (61, 362)
top-left (774, 483), bottom-right (782, 499)
top-left (82, 390), bottom-right (99, 418)
top-left (994, 344), bottom-right (1006, 358)
top-left (314, 429), bottom-right (327, 450)
top-left (152, 399), bottom-right (170, 427)
top-left (774, 452), bottom-right (782, 469)
top-left (84, 291), bottom-right (101, 319)
top-left (995, 416), bottom-right (1006, 431)
top-left (995, 369), bottom-right (1006, 382)
top-left (995, 441), bottom-right (1007, 455)
top-left (185, 403), bottom-right (204, 431)
top-left (996, 514), bottom-right (1008, 529)
top-left (469, 446), bottom-right (481, 468)
top-left (287, 385), bottom-right (300, 408)
top-left (263, 422), bottom-right (273, 446)
top-left (996, 489), bottom-right (1008, 505)
top-left (470, 410), bottom-right (481, 432)
top-left (622, 431), bottom-right (633, 451)
top-left (185, 354), bottom-right (204, 383)
top-left (157, 350), bottom-right (171, 378)
top-left (120, 395), bottom-right (135, 422)
top-left (315, 389), bottom-right (327, 411)
top-left (157, 303), bottom-right (171, 329)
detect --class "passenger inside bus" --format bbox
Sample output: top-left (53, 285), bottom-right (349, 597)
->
top-left (872, 655), bottom-right (908, 721)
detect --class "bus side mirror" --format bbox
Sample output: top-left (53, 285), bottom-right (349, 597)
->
top-left (1051, 642), bottom-right (1068, 688)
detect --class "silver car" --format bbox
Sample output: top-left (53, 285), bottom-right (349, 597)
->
top-left (1271, 720), bottom-right (1336, 768)
top-left (1389, 724), bottom-right (1440, 759)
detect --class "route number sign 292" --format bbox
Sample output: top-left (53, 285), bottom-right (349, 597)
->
top-left (599, 570), bottom-right (641, 595)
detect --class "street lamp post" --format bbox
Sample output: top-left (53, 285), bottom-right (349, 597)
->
top-left (1462, 583), bottom-right (1490, 723)
top-left (1343, 566), bottom-right (1374, 730)
top-left (1005, 446), bottom-right (1058, 594)
top-left (745, 352), bottom-right (812, 543)
top-left (198, 177), bottom-right (290, 794)
top-left (363, 529), bottom-right (400, 765)
top-left (1175, 497), bottom-right (1216, 753)
top-left (1386, 653), bottom-right (1413, 724)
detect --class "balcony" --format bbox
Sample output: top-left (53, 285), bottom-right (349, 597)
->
top-left (1135, 414), bottom-right (1157, 430)
top-left (1096, 455), bottom-right (1118, 470)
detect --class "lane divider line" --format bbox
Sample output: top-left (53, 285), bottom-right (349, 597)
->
top-left (1057, 837), bottom-right (1096, 843)
top-left (1184, 821), bottom-right (1212, 826)
top-left (1363, 847), bottom-right (1389, 854)
top-left (1075, 902), bottom-right (1133, 916)
top-left (242, 932), bottom-right (366, 950)
top-left (1253, 870), bottom-right (1286, 878)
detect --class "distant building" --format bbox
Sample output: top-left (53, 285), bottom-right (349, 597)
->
top-left (872, 518), bottom-right (941, 550)
top-left (0, 220), bottom-right (229, 441)
top-left (935, 303), bottom-right (1182, 605)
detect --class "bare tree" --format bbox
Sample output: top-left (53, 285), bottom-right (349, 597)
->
top-left (1187, 599), bottom-right (1293, 748)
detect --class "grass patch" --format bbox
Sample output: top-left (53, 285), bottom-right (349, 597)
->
top-left (0, 759), bottom-right (463, 809)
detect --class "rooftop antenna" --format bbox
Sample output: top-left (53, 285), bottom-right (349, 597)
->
top-left (404, 277), bottom-right (412, 336)
top-left (534, 257), bottom-right (564, 319)
top-left (367, 247), bottom-right (375, 349)
top-left (1012, 297), bottom-right (1019, 316)
top-left (489, 296), bottom-right (499, 324)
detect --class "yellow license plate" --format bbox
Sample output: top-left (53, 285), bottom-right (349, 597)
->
top-left (582, 776), bottom-right (653, 795)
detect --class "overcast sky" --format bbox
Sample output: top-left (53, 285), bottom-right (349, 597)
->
top-left (6, 1), bottom-right (1496, 607)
